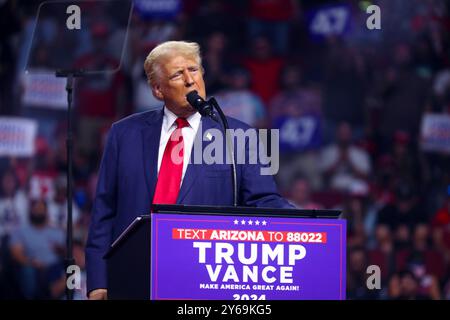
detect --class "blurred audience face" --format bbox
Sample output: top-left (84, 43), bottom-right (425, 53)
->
top-left (281, 67), bottom-right (301, 91)
top-left (29, 199), bottom-right (48, 227)
top-left (349, 248), bottom-right (366, 273)
top-left (388, 274), bottom-right (401, 298)
top-left (336, 122), bottom-right (352, 148)
top-left (54, 176), bottom-right (67, 203)
top-left (375, 224), bottom-right (393, 252)
top-left (400, 272), bottom-right (419, 298)
top-left (395, 224), bottom-right (411, 248)
top-left (252, 36), bottom-right (272, 61)
top-left (348, 197), bottom-right (364, 216)
top-left (207, 32), bottom-right (226, 53)
top-left (228, 69), bottom-right (250, 90)
top-left (1, 170), bottom-right (17, 197)
top-left (375, 224), bottom-right (391, 242)
top-left (413, 224), bottom-right (430, 250)
top-left (290, 178), bottom-right (311, 205)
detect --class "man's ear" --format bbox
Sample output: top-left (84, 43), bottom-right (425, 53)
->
top-left (152, 84), bottom-right (164, 101)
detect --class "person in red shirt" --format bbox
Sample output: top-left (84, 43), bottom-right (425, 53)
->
top-left (431, 187), bottom-right (450, 264)
top-left (242, 35), bottom-right (285, 105)
top-left (247, 0), bottom-right (299, 55)
top-left (73, 22), bottom-right (127, 156)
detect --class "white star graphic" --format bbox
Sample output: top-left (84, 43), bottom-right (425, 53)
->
top-left (255, 220), bottom-right (260, 225)
top-left (233, 219), bottom-right (239, 225)
top-left (248, 220), bottom-right (253, 225)
top-left (262, 220), bottom-right (267, 226)
top-left (241, 219), bottom-right (246, 225)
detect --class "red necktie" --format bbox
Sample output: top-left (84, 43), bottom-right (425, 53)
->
top-left (152, 117), bottom-right (190, 204)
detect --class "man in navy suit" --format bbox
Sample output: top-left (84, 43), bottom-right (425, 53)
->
top-left (86, 41), bottom-right (292, 299)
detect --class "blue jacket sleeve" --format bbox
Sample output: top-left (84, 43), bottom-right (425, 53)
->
top-left (85, 125), bottom-right (118, 294)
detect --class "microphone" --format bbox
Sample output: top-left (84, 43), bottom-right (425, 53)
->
top-left (186, 90), bottom-right (218, 122)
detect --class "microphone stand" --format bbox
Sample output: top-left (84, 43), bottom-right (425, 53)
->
top-left (208, 98), bottom-right (237, 207)
top-left (55, 68), bottom-right (85, 300)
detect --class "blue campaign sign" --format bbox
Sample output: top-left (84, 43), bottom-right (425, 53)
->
top-left (134, 0), bottom-right (181, 20)
top-left (306, 4), bottom-right (352, 40)
top-left (274, 115), bottom-right (322, 153)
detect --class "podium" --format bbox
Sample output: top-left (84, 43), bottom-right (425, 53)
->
top-left (105, 205), bottom-right (345, 300)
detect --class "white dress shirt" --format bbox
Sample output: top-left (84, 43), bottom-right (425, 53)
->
top-left (157, 107), bottom-right (201, 182)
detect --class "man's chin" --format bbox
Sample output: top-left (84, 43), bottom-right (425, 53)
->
top-left (185, 103), bottom-right (195, 110)
top-left (184, 107), bottom-right (197, 117)
top-left (167, 104), bottom-right (196, 117)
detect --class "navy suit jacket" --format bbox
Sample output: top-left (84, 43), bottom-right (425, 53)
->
top-left (85, 109), bottom-right (292, 293)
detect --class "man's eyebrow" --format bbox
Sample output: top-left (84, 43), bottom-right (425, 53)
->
top-left (169, 69), bottom-right (183, 78)
top-left (168, 65), bottom-right (199, 78)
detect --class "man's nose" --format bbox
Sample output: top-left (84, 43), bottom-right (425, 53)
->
top-left (183, 70), bottom-right (194, 87)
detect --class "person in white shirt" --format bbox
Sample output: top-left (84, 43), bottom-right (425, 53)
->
top-left (319, 122), bottom-right (371, 192)
top-left (0, 169), bottom-right (29, 239)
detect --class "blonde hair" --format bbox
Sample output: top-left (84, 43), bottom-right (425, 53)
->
top-left (144, 41), bottom-right (202, 85)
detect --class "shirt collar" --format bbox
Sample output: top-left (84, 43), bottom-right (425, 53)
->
top-left (163, 106), bottom-right (201, 131)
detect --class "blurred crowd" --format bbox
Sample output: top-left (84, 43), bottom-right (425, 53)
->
top-left (1, 0), bottom-right (450, 299)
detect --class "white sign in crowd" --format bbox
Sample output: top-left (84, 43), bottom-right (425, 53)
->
top-left (0, 117), bottom-right (38, 157)
top-left (22, 73), bottom-right (67, 109)
top-left (420, 113), bottom-right (450, 154)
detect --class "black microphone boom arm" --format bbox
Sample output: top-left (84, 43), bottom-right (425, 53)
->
top-left (185, 90), bottom-right (237, 206)
top-left (209, 97), bottom-right (238, 207)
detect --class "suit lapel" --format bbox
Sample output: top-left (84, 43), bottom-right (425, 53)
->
top-left (141, 109), bottom-right (164, 202)
top-left (177, 116), bottom-right (221, 203)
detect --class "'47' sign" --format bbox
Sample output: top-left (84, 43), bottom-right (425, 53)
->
top-left (307, 4), bottom-right (351, 38)
top-left (275, 115), bottom-right (322, 153)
